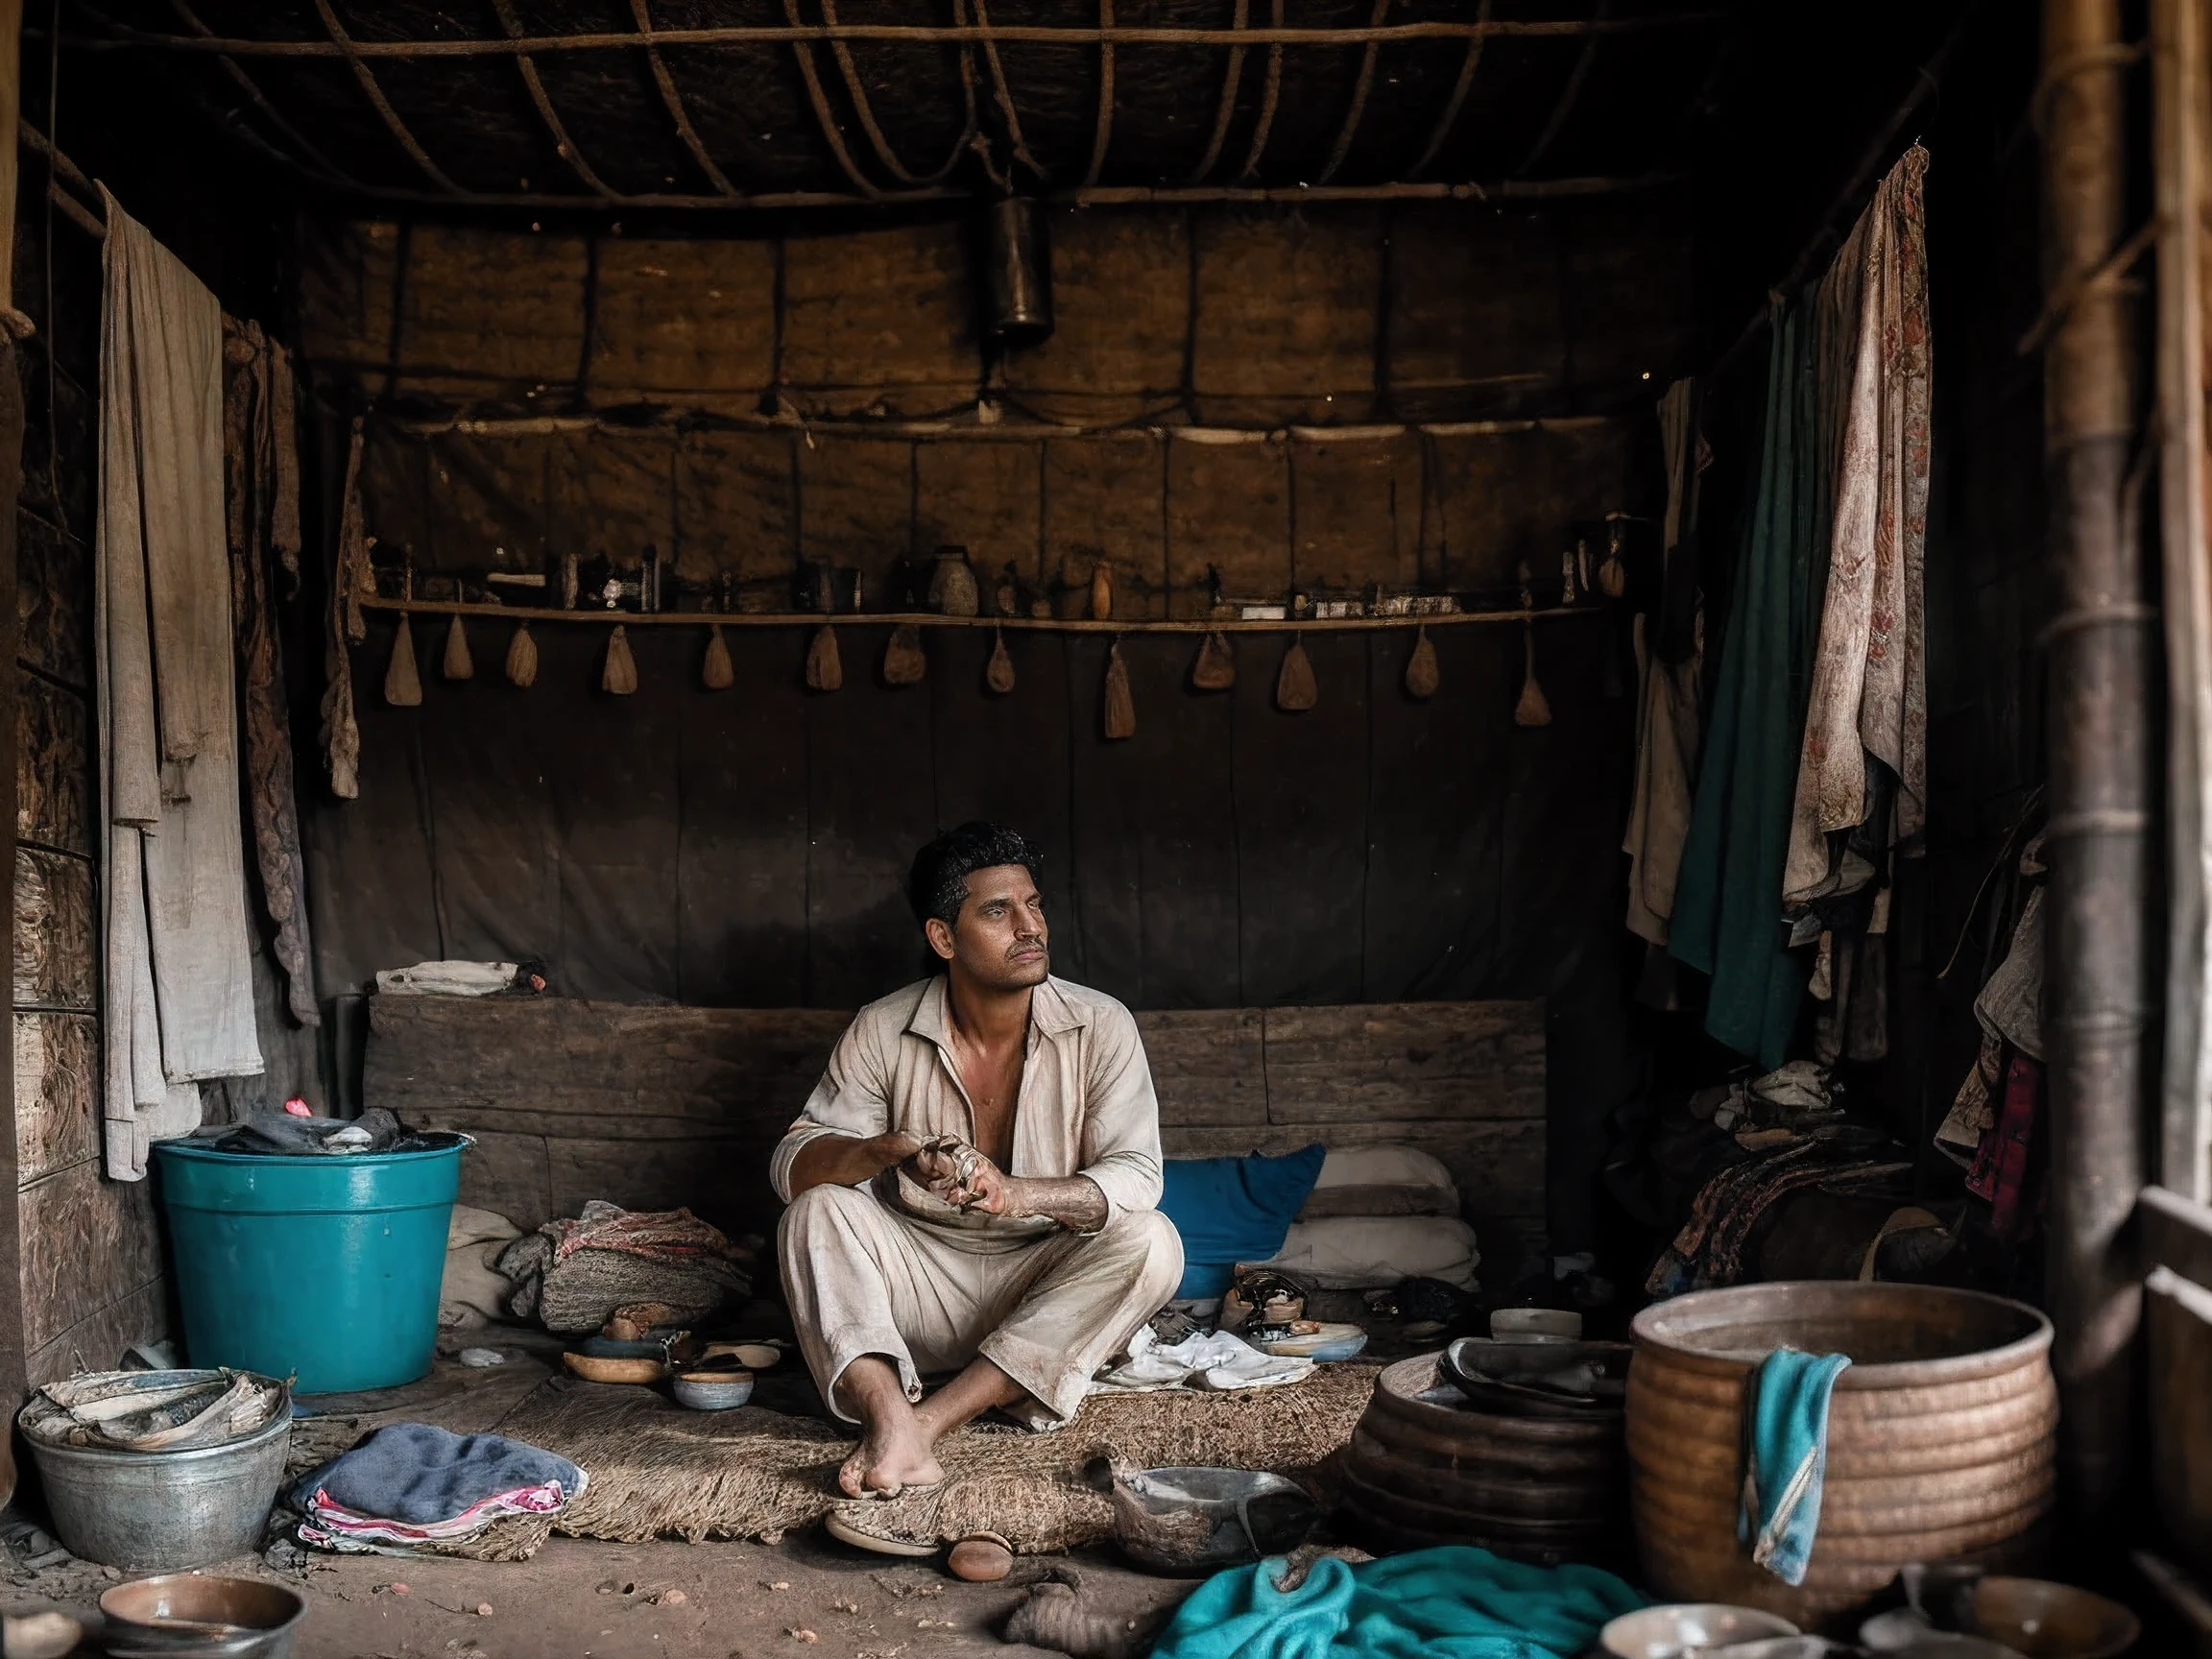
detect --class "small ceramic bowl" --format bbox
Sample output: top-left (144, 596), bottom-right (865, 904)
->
top-left (1600, 1603), bottom-right (1801, 1658)
top-left (1490, 1307), bottom-right (1583, 1343)
top-left (672, 1369), bottom-right (755, 1410)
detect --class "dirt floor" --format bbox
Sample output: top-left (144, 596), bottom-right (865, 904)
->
top-left (2, 1531), bottom-right (1195, 1658)
top-left (0, 1312), bottom-right (1431, 1657)
top-left (0, 1330), bottom-right (1215, 1659)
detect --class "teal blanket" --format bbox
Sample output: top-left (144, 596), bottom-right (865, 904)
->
top-left (1149, 1546), bottom-right (1646, 1659)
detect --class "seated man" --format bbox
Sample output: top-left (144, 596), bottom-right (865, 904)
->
top-left (773, 822), bottom-right (1184, 1499)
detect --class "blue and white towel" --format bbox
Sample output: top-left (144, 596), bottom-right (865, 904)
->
top-left (1739, 1347), bottom-right (1852, 1586)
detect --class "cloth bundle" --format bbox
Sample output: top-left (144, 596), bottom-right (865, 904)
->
top-left (1646, 1131), bottom-right (1910, 1298)
top-left (290, 1423), bottom-right (585, 1559)
top-left (1159, 1146), bottom-right (1327, 1299)
top-left (375, 959), bottom-right (525, 997)
top-left (441, 1206), bottom-right (524, 1331)
top-left (188, 1107), bottom-right (412, 1157)
top-left (496, 1200), bottom-right (755, 1334)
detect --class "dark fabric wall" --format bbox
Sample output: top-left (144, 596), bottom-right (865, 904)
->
top-left (307, 616), bottom-right (1632, 1008)
top-left (302, 611), bottom-right (1640, 1248)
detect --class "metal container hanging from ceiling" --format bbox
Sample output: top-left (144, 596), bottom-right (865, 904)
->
top-left (985, 197), bottom-right (1053, 343)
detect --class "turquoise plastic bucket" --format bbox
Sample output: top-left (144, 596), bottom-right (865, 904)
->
top-left (152, 1136), bottom-right (468, 1395)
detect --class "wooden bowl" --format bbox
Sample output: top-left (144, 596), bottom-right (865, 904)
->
top-left (564, 1352), bottom-right (670, 1384)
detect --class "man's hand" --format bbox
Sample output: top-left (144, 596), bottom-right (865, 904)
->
top-left (904, 1136), bottom-right (1005, 1212)
top-left (902, 1138), bottom-right (1105, 1229)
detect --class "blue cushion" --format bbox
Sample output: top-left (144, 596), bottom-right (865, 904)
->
top-left (1158, 1143), bottom-right (1328, 1299)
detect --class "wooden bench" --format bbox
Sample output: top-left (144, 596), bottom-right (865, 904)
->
top-left (365, 994), bottom-right (1547, 1255)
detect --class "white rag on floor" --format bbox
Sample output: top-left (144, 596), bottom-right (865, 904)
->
top-left (1091, 1327), bottom-right (1314, 1394)
top-left (97, 190), bottom-right (261, 1178)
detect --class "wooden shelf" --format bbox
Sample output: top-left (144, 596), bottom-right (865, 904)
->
top-left (357, 596), bottom-right (1600, 633)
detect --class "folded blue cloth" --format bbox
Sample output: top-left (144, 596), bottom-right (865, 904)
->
top-left (1739, 1347), bottom-right (1853, 1586)
top-left (1159, 1143), bottom-right (1328, 1299)
top-left (1150, 1545), bottom-right (1646, 1659)
top-left (290, 1422), bottom-right (585, 1526)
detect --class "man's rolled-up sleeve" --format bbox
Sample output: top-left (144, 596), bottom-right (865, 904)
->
top-left (769, 1015), bottom-right (894, 1203)
top-left (1075, 1005), bottom-right (1165, 1221)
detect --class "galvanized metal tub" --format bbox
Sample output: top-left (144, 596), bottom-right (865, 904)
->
top-left (1627, 1282), bottom-right (2056, 1632)
top-left (26, 1399), bottom-right (293, 1570)
top-left (1341, 1353), bottom-right (1629, 1564)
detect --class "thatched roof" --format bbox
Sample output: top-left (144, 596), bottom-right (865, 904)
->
top-left (68, 0), bottom-right (1725, 209)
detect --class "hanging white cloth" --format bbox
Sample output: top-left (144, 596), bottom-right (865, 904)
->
top-left (1623, 377), bottom-right (1706, 948)
top-left (1784, 147), bottom-right (1932, 904)
top-left (1623, 612), bottom-right (1703, 945)
top-left (97, 188), bottom-right (262, 1178)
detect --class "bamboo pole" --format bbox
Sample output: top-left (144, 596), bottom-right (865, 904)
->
top-left (2152, 0), bottom-right (2212, 1201)
top-left (16, 121), bottom-right (103, 240)
top-left (0, 0), bottom-right (21, 312)
top-left (354, 595), bottom-right (1599, 634)
top-left (2040, 0), bottom-right (2148, 1542)
top-left (1070, 175), bottom-right (1674, 204)
top-left (152, 174), bottom-right (1674, 216)
top-left (379, 412), bottom-right (1623, 442)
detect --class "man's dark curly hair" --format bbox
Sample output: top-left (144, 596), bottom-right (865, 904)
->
top-left (906, 822), bottom-right (1043, 929)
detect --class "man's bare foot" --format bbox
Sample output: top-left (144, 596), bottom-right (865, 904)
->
top-left (837, 1414), bottom-right (945, 1499)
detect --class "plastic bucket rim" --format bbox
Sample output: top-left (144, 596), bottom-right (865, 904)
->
top-left (151, 1133), bottom-right (473, 1167)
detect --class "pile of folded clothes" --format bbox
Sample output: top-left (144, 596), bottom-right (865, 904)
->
top-left (289, 1423), bottom-right (586, 1562)
top-left (496, 1199), bottom-right (757, 1334)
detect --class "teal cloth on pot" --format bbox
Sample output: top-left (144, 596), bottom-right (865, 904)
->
top-left (1158, 1143), bottom-right (1327, 1299)
top-left (1668, 291), bottom-right (1827, 1069)
top-left (1149, 1545), bottom-right (1646, 1659)
top-left (1739, 1347), bottom-right (1853, 1587)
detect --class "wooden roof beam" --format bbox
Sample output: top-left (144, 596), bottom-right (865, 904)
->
top-left (56, 16), bottom-right (1726, 56)
top-left (310, 0), bottom-right (461, 194)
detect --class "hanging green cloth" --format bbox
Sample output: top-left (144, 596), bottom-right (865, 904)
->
top-left (1669, 293), bottom-right (1823, 1068)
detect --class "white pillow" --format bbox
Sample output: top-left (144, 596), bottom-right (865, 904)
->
top-left (1255, 1215), bottom-right (1479, 1289)
top-left (1311, 1145), bottom-right (1455, 1190)
top-left (1297, 1145), bottom-right (1460, 1219)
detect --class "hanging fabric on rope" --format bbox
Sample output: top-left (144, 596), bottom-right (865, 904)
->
top-left (1623, 376), bottom-right (1708, 984)
top-left (98, 190), bottom-right (264, 1178)
top-left (222, 317), bottom-right (320, 1029)
top-left (321, 419), bottom-right (369, 800)
top-left (1788, 145), bottom-right (1931, 1064)
top-left (1786, 146), bottom-right (1931, 909)
top-left (1668, 294), bottom-right (1825, 1070)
